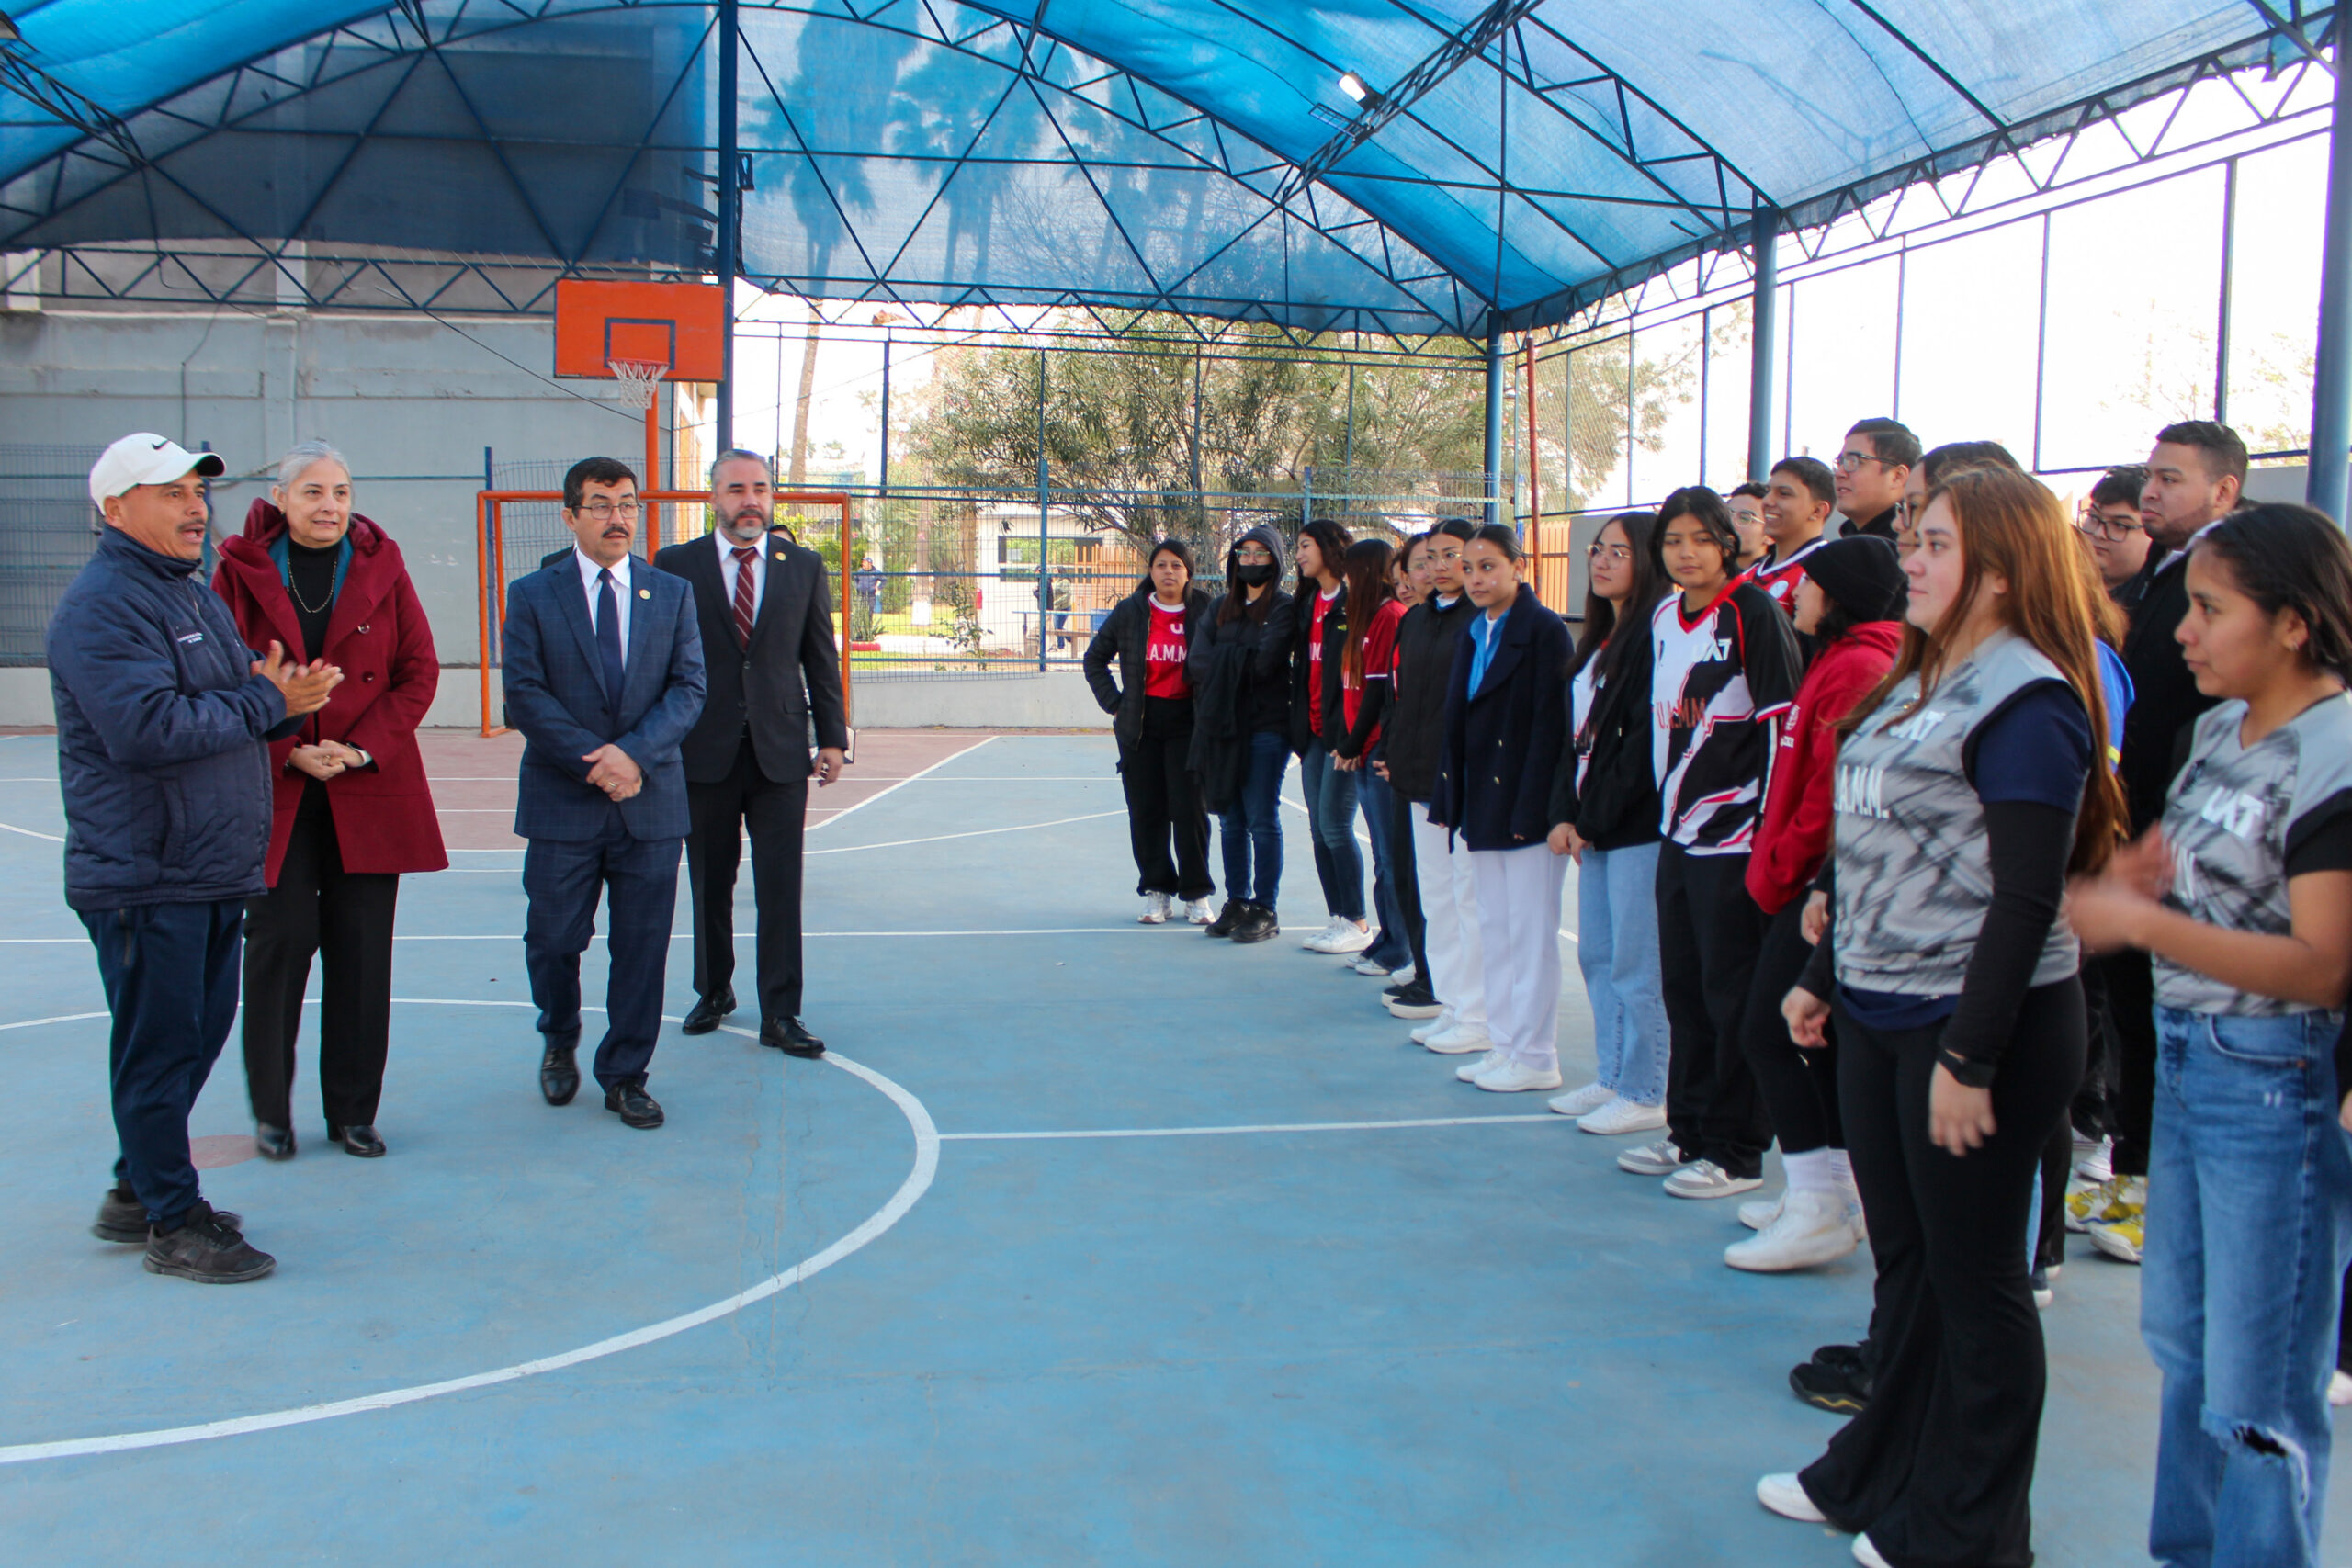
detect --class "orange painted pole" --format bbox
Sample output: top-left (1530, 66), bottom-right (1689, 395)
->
top-left (477, 492), bottom-right (495, 737)
top-left (839, 502), bottom-right (854, 728)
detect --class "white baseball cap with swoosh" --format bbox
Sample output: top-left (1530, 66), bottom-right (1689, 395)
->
top-left (88, 433), bottom-right (226, 507)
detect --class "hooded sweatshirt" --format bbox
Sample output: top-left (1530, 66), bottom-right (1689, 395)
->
top-left (1187, 523), bottom-right (1296, 738)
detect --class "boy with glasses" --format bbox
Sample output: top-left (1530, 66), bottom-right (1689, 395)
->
top-left (1832, 418), bottom-right (1920, 540)
top-left (2075, 464), bottom-right (2153, 605)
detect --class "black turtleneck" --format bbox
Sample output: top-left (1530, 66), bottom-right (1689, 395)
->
top-left (285, 537), bottom-right (339, 660)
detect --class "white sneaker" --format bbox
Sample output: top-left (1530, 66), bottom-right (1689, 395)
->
top-left (1408, 1009), bottom-right (1457, 1045)
top-left (1138, 892), bottom-right (1171, 923)
top-left (1455, 1048), bottom-right (1508, 1082)
top-left (1183, 897), bottom-right (1216, 925)
top-left (1756, 1472), bottom-right (1826, 1524)
top-left (1738, 1192), bottom-right (1783, 1232)
top-left (1854, 1532), bottom-right (1893, 1568)
top-left (1422, 1023), bottom-right (1492, 1055)
top-left (1473, 1059), bottom-right (1563, 1093)
top-left (2072, 1134), bottom-right (2114, 1185)
top-left (2331, 1371), bottom-right (2352, 1408)
top-left (1350, 953), bottom-right (1394, 976)
top-left (1389, 964), bottom-right (1417, 987)
top-left (1616, 1137), bottom-right (1687, 1176)
top-left (1546, 1082), bottom-right (1614, 1118)
top-left (1301, 918), bottom-right (1345, 951)
top-left (1578, 1097), bottom-right (1666, 1136)
top-left (1724, 1189), bottom-right (1860, 1271)
top-left (1314, 920), bottom-right (1375, 955)
top-left (1663, 1159), bottom-right (1764, 1201)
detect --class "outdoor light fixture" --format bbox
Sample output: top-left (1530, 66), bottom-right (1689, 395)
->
top-left (1337, 72), bottom-right (1384, 112)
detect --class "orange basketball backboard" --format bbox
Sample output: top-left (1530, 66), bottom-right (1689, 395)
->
top-left (553, 278), bottom-right (728, 382)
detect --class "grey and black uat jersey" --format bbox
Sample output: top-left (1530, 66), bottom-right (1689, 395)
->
top-left (1649, 580), bottom-right (1801, 855)
top-left (2156, 693), bottom-right (2352, 1016)
top-left (1832, 630), bottom-right (2082, 996)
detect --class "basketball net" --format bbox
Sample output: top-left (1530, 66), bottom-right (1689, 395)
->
top-left (607, 356), bottom-right (670, 412)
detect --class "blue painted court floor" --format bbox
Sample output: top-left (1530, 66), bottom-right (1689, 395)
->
top-left (0, 728), bottom-right (2343, 1566)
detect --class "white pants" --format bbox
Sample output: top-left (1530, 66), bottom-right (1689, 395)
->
top-left (1470, 843), bottom-right (1568, 1071)
top-left (1412, 803), bottom-right (1486, 1029)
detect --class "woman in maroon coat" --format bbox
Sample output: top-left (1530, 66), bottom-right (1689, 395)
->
top-left (213, 441), bottom-right (447, 1160)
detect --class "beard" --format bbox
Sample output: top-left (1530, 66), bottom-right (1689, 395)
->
top-left (719, 505), bottom-right (771, 541)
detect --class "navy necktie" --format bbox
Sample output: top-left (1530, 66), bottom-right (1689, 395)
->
top-left (595, 568), bottom-right (626, 705)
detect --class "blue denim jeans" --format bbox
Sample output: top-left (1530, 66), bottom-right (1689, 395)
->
top-left (1216, 730), bottom-right (1289, 909)
top-left (2144, 1005), bottom-right (2352, 1568)
top-left (1576, 841), bottom-right (1669, 1105)
top-left (1357, 767), bottom-right (1410, 968)
top-left (1299, 739), bottom-right (1364, 919)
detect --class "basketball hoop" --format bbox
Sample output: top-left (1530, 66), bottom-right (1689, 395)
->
top-left (607, 356), bottom-right (670, 412)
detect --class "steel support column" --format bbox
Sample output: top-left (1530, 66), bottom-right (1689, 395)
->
top-left (1483, 319), bottom-right (1505, 529)
top-left (1747, 209), bottom-right (1779, 483)
top-left (715, 0), bottom-right (741, 450)
top-left (2311, 46), bottom-right (2352, 524)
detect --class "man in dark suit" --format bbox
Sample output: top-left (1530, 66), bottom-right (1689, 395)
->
top-left (502, 457), bottom-right (707, 1128)
top-left (654, 449), bottom-right (848, 1056)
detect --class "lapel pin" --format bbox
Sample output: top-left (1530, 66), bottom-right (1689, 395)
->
top-left (639, 588), bottom-right (650, 599)
top-left (774, 551), bottom-right (786, 561)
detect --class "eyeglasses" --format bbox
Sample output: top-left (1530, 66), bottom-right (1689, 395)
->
top-left (575, 500), bottom-right (640, 520)
top-left (1234, 546), bottom-right (1273, 562)
top-left (1587, 542), bottom-right (1633, 563)
top-left (1834, 450), bottom-right (1887, 474)
top-left (2076, 508), bottom-right (2144, 542)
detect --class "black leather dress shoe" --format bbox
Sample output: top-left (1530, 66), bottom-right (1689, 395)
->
top-left (761, 1017), bottom-right (826, 1057)
top-left (681, 987), bottom-right (736, 1035)
top-left (604, 1080), bottom-right (664, 1128)
top-left (540, 1043), bottom-right (580, 1107)
top-left (254, 1123), bottom-right (296, 1161)
top-left (329, 1123), bottom-right (387, 1158)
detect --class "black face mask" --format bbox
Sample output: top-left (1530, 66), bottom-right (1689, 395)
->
top-left (1233, 560), bottom-right (1275, 587)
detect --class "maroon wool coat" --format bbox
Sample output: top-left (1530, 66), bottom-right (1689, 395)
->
top-left (213, 501), bottom-right (448, 883)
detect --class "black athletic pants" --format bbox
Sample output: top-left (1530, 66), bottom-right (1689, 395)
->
top-left (1389, 786), bottom-right (1430, 981)
top-left (242, 784), bottom-right (400, 1131)
top-left (1656, 842), bottom-right (1773, 1179)
top-left (2071, 954), bottom-right (2119, 1140)
top-left (2096, 946), bottom-right (2158, 1178)
top-left (1117, 697), bottom-right (1212, 900)
top-left (1741, 898), bottom-right (1843, 1156)
top-left (686, 739), bottom-right (810, 1023)
top-left (1802, 978), bottom-right (2085, 1567)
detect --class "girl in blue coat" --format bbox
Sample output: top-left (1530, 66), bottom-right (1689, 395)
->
top-left (1429, 524), bottom-right (1574, 1093)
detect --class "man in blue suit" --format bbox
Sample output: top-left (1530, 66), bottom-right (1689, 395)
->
top-left (501, 457), bottom-right (707, 1129)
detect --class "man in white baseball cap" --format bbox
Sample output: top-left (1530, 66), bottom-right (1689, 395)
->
top-left (49, 434), bottom-right (341, 1283)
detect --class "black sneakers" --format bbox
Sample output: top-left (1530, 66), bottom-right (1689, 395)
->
top-left (1790, 1342), bottom-right (1871, 1414)
top-left (91, 1183), bottom-right (147, 1244)
top-left (1204, 899), bottom-right (1247, 938)
top-left (143, 1201), bottom-right (276, 1284)
top-left (1228, 904), bottom-right (1281, 944)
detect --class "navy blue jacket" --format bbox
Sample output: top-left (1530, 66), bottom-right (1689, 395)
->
top-left (502, 556), bottom-right (707, 841)
top-left (48, 528), bottom-right (298, 911)
top-left (1428, 589), bottom-right (1573, 852)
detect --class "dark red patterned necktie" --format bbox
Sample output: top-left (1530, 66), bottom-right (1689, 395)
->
top-left (731, 545), bottom-right (757, 646)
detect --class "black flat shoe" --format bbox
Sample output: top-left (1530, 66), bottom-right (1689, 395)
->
top-left (1204, 898), bottom-right (1245, 938)
top-left (329, 1123), bottom-right (387, 1158)
top-left (760, 1017), bottom-right (826, 1057)
top-left (254, 1123), bottom-right (296, 1161)
top-left (1229, 903), bottom-right (1281, 944)
top-left (540, 1043), bottom-right (580, 1107)
top-left (92, 1183), bottom-right (148, 1244)
top-left (604, 1080), bottom-right (664, 1129)
top-left (681, 987), bottom-right (736, 1035)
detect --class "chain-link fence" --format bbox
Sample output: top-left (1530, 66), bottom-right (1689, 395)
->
top-left (0, 445), bottom-right (108, 667)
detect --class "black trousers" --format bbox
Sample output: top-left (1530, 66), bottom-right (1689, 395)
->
top-left (525, 817), bottom-right (680, 1090)
top-left (1741, 898), bottom-right (1843, 1156)
top-left (1117, 697), bottom-right (1212, 900)
top-left (2096, 945), bottom-right (2158, 1178)
top-left (686, 739), bottom-right (811, 1023)
top-left (1390, 787), bottom-right (1430, 981)
top-left (1657, 842), bottom-right (1773, 1178)
top-left (2071, 954), bottom-right (2119, 1139)
top-left (1803, 978), bottom-right (2085, 1567)
top-left (242, 784), bottom-right (400, 1131)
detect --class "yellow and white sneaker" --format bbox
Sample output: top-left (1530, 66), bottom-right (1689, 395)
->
top-left (2064, 1174), bottom-right (2143, 1234)
top-left (2087, 1210), bottom-right (2144, 1264)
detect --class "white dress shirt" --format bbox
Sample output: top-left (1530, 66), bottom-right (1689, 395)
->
top-left (716, 528), bottom-right (766, 620)
top-left (573, 547), bottom-right (633, 650)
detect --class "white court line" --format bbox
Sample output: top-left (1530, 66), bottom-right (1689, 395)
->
top-left (0, 1010), bottom-right (107, 1030)
top-left (0, 999), bottom-right (939, 1469)
top-left (806, 809), bottom-right (1122, 856)
top-left (804, 734), bottom-right (996, 834)
top-left (0, 820), bottom-right (62, 843)
top-left (1271, 795), bottom-right (1580, 942)
top-left (943, 1113), bottom-right (1573, 1141)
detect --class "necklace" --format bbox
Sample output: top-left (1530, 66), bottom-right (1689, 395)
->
top-left (286, 569), bottom-right (334, 615)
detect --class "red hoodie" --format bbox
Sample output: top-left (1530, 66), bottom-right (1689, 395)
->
top-left (1744, 620), bottom-right (1905, 915)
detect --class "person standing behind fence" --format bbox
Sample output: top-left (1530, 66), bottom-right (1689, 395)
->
top-left (504, 457), bottom-right (707, 1129)
top-left (1430, 524), bottom-right (1572, 1094)
top-left (55, 434), bottom-right (343, 1283)
top-left (212, 441), bottom-right (446, 1162)
top-left (1189, 525), bottom-right (1295, 943)
top-left (656, 449), bottom-right (847, 1057)
top-left (1545, 511), bottom-right (1672, 1135)
top-left (1085, 538), bottom-right (1214, 925)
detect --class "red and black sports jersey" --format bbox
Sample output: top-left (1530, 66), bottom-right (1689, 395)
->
top-left (1650, 578), bottom-right (1803, 855)
top-left (1747, 535), bottom-right (1826, 616)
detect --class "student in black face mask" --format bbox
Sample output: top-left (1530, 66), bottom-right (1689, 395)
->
top-left (1188, 525), bottom-right (1296, 942)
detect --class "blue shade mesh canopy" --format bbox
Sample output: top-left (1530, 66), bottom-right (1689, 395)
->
top-left (0, 1), bottom-right (2335, 337)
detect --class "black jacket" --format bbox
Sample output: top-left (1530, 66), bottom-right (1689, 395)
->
top-left (1547, 628), bottom-right (1661, 851)
top-left (654, 529), bottom-right (848, 784)
top-left (1083, 584), bottom-right (1210, 742)
top-left (1429, 590), bottom-right (1574, 852)
top-left (2116, 548), bottom-right (2216, 833)
top-left (1384, 592), bottom-right (1477, 804)
top-left (1287, 581), bottom-right (1350, 754)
